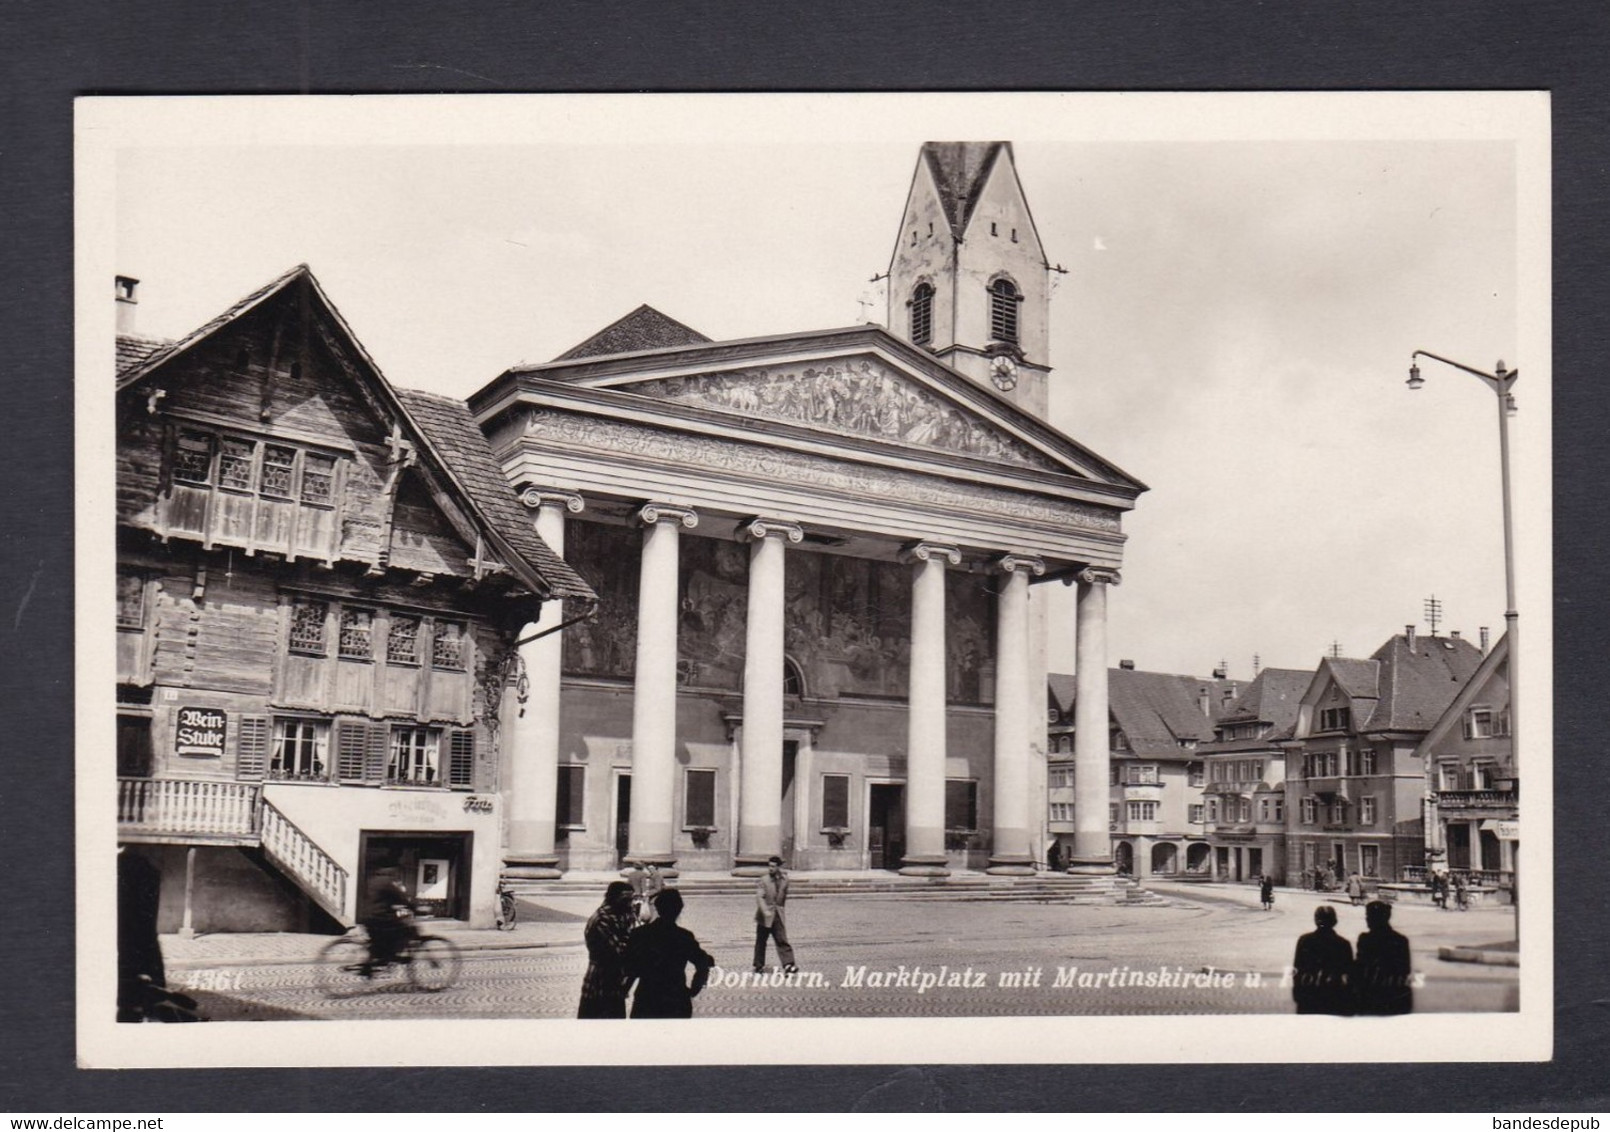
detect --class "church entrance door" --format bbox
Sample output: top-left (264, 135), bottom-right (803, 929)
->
top-left (868, 783), bottom-right (905, 870)
top-left (780, 740), bottom-right (799, 865)
top-left (614, 773), bottom-right (632, 867)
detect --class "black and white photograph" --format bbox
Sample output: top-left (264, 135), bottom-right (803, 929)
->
top-left (76, 92), bottom-right (1550, 1067)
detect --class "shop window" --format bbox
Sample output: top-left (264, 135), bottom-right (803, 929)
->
top-left (822, 773), bottom-right (850, 829)
top-left (945, 779), bottom-right (979, 832)
top-left (556, 765), bottom-right (586, 829)
top-left (685, 768), bottom-right (717, 828)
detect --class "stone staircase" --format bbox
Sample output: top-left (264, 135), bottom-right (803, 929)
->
top-left (507, 872), bottom-right (1174, 907)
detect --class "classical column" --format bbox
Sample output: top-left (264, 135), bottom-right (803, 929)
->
top-left (900, 540), bottom-right (960, 876)
top-left (734, 518), bottom-right (803, 875)
top-left (627, 502), bottom-right (698, 870)
top-left (988, 553), bottom-right (1044, 875)
top-left (1069, 567), bottom-right (1121, 874)
top-left (504, 488), bottom-right (583, 880)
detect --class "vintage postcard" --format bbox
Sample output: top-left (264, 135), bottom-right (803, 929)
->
top-left (75, 92), bottom-right (1551, 1067)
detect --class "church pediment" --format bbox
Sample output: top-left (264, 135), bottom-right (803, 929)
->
top-left (624, 355), bottom-right (1067, 474)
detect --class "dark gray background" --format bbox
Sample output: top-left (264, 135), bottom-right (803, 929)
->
top-left (4, 0), bottom-right (1606, 1112)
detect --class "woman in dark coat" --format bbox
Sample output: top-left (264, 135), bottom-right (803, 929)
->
top-left (1354, 900), bottom-right (1415, 1015)
top-left (624, 889), bottom-right (714, 1019)
top-left (577, 881), bottom-right (637, 1019)
top-left (1291, 904), bottom-right (1354, 1015)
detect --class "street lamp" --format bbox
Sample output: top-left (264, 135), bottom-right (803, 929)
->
top-left (1407, 349), bottom-right (1519, 941)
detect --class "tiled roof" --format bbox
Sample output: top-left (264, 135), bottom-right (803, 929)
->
top-left (1326, 658), bottom-right (1380, 700)
top-left (1364, 633), bottom-right (1485, 731)
top-left (393, 388), bottom-right (594, 602)
top-left (116, 335), bottom-right (171, 377)
top-left (1198, 667), bottom-right (1311, 754)
top-left (554, 304), bottom-right (711, 361)
top-left (1047, 673), bottom-right (1078, 716)
top-left (1107, 668), bottom-right (1224, 757)
top-left (922, 142), bottom-right (1010, 239)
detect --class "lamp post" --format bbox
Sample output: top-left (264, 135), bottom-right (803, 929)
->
top-left (1407, 349), bottom-right (1519, 940)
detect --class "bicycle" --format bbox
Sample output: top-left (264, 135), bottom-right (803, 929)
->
top-left (496, 880), bottom-right (518, 931)
top-left (317, 922), bottom-right (463, 996)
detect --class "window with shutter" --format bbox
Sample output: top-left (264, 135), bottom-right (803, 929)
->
top-left (236, 715), bottom-right (270, 780)
top-left (336, 718), bottom-right (371, 781)
top-left (448, 729), bottom-right (475, 788)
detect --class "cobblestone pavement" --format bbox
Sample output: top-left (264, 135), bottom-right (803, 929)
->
top-left (164, 885), bottom-right (1518, 1021)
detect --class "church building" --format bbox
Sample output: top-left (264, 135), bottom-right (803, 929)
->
top-left (479, 141), bottom-right (1148, 878)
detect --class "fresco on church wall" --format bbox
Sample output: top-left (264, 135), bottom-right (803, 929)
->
top-left (560, 528), bottom-right (992, 703)
top-left (631, 359), bottom-right (1061, 472)
top-left (678, 536), bottom-right (748, 690)
top-left (945, 569), bottom-right (995, 704)
top-left (562, 521), bottom-right (639, 679)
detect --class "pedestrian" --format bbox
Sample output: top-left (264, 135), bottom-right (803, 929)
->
top-left (1290, 904), bottom-right (1354, 1015)
top-left (577, 881), bottom-right (637, 1019)
top-left (1452, 871), bottom-right (1469, 911)
top-left (754, 854), bottom-right (798, 973)
top-left (624, 889), bottom-right (714, 1019)
top-left (1432, 871), bottom-right (1449, 911)
top-left (1259, 875), bottom-right (1275, 911)
top-left (1345, 870), bottom-right (1366, 906)
top-left (1047, 841), bottom-right (1063, 873)
top-left (1354, 900), bottom-right (1414, 1015)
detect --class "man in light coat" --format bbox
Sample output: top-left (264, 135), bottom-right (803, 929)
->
top-left (754, 855), bottom-right (798, 973)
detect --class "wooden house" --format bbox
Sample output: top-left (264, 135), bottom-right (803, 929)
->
top-left (114, 267), bottom-right (594, 932)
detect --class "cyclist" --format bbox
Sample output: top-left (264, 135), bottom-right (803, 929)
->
top-left (360, 867), bottom-right (417, 976)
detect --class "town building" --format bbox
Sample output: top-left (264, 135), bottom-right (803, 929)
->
top-left (114, 267), bottom-right (594, 932)
top-left (1414, 631), bottom-right (1515, 894)
top-left (1282, 627), bottom-right (1484, 888)
top-left (1049, 663), bottom-right (1235, 878)
top-left (473, 141), bottom-right (1147, 876)
top-left (1197, 666), bottom-right (1311, 884)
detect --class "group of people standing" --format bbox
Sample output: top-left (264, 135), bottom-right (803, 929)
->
top-left (577, 855), bottom-right (800, 1019)
top-left (1290, 901), bottom-right (1415, 1015)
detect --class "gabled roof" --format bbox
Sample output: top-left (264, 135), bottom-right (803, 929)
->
top-left (1365, 632), bottom-right (1485, 732)
top-left (554, 304), bottom-right (711, 362)
top-left (117, 334), bottom-right (171, 377)
top-left (1413, 632), bottom-right (1511, 758)
top-left (116, 265), bottom-right (593, 603)
top-left (922, 142), bottom-right (1011, 240)
top-left (1325, 658), bottom-right (1381, 701)
top-left (1048, 673), bottom-right (1078, 717)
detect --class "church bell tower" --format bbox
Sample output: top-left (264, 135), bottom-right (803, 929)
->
top-left (886, 141), bottom-right (1052, 418)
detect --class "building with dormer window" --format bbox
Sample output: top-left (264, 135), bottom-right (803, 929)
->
top-left (1197, 667), bottom-right (1310, 884)
top-left (1282, 627), bottom-right (1484, 887)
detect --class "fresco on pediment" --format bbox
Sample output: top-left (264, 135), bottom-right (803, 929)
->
top-left (562, 521), bottom-right (638, 679)
top-left (630, 359), bottom-right (1061, 471)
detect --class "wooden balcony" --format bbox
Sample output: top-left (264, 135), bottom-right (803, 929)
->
top-left (117, 778), bottom-right (261, 844)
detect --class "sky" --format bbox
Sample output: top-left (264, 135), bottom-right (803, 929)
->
top-left (91, 93), bottom-right (1549, 681)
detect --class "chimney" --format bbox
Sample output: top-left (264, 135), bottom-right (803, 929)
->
top-left (1480, 626), bottom-right (1491, 654)
top-left (1119, 659), bottom-right (1135, 670)
top-left (1198, 687), bottom-right (1210, 716)
top-left (1405, 624), bottom-right (1416, 652)
top-left (1212, 664), bottom-right (1227, 679)
top-left (1451, 630), bottom-right (1461, 642)
top-left (116, 275), bottom-right (139, 335)
top-left (1252, 653), bottom-right (1262, 676)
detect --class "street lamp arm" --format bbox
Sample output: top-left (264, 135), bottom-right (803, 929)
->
top-left (1411, 349), bottom-right (1518, 392)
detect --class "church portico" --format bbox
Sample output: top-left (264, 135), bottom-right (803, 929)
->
top-left (469, 142), bottom-right (1148, 882)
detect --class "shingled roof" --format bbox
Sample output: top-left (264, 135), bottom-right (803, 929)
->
top-left (1199, 667), bottom-right (1312, 754)
top-left (116, 334), bottom-right (171, 377)
top-left (554, 304), bottom-right (711, 362)
top-left (922, 141), bottom-right (1011, 239)
top-left (393, 388), bottom-right (593, 601)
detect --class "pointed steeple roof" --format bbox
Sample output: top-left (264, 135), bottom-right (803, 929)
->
top-left (921, 141), bottom-right (1012, 239)
top-left (554, 304), bottom-right (711, 362)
